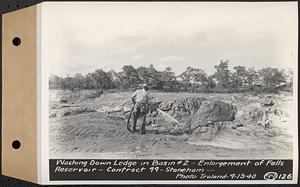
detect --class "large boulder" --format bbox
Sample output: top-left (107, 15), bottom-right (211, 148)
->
top-left (157, 98), bottom-right (236, 122)
top-left (202, 100), bottom-right (236, 122)
top-left (147, 97), bottom-right (236, 133)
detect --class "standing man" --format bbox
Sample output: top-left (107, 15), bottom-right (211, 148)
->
top-left (131, 84), bottom-right (151, 134)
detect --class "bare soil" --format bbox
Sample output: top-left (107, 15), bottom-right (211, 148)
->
top-left (49, 90), bottom-right (294, 159)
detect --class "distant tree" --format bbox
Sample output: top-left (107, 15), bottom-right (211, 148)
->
top-left (49, 75), bottom-right (63, 89)
top-left (93, 69), bottom-right (113, 89)
top-left (230, 73), bottom-right (239, 92)
top-left (62, 76), bottom-right (76, 90)
top-left (73, 73), bottom-right (85, 89)
top-left (160, 67), bottom-right (179, 91)
top-left (107, 70), bottom-right (121, 89)
top-left (136, 66), bottom-right (151, 84)
top-left (192, 68), bottom-right (208, 92)
top-left (205, 75), bottom-right (217, 92)
top-left (48, 60), bottom-right (293, 94)
top-left (258, 67), bottom-right (286, 92)
top-left (283, 68), bottom-right (293, 92)
top-left (213, 59), bottom-right (230, 92)
top-left (179, 67), bottom-right (192, 91)
top-left (245, 67), bottom-right (257, 90)
top-left (234, 66), bottom-right (246, 88)
top-left (120, 65), bottom-right (140, 88)
top-left (147, 64), bottom-right (163, 89)
top-left (85, 73), bottom-right (98, 89)
top-left (231, 65), bottom-right (247, 92)
top-left (285, 68), bottom-right (293, 85)
top-left (179, 67), bottom-right (207, 92)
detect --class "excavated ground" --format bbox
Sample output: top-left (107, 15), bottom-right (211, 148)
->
top-left (49, 90), bottom-right (294, 159)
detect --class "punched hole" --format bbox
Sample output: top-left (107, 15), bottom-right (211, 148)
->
top-left (12, 140), bottom-right (21, 149)
top-left (12, 37), bottom-right (21, 46)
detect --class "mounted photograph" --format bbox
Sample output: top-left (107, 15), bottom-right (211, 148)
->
top-left (42, 2), bottom-right (298, 161)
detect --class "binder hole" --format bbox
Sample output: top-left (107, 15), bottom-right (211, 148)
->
top-left (12, 37), bottom-right (21, 46)
top-left (12, 140), bottom-right (21, 149)
top-left (16, 5), bottom-right (19, 8)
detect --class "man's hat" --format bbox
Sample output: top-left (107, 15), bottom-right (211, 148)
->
top-left (143, 83), bottom-right (149, 89)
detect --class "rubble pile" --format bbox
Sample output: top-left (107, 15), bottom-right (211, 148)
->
top-left (50, 106), bottom-right (97, 118)
top-left (233, 96), bottom-right (285, 137)
top-left (147, 95), bottom-right (283, 138)
top-left (50, 89), bottom-right (286, 140)
top-left (147, 97), bottom-right (236, 135)
top-left (62, 107), bottom-right (97, 117)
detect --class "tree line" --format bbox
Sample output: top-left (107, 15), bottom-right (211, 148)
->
top-left (49, 60), bottom-right (293, 93)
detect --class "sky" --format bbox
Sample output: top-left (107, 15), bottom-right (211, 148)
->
top-left (40, 2), bottom-right (298, 77)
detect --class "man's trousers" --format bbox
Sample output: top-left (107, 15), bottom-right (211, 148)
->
top-left (132, 102), bottom-right (147, 134)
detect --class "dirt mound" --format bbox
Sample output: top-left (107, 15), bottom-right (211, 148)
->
top-left (236, 102), bottom-right (283, 127)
